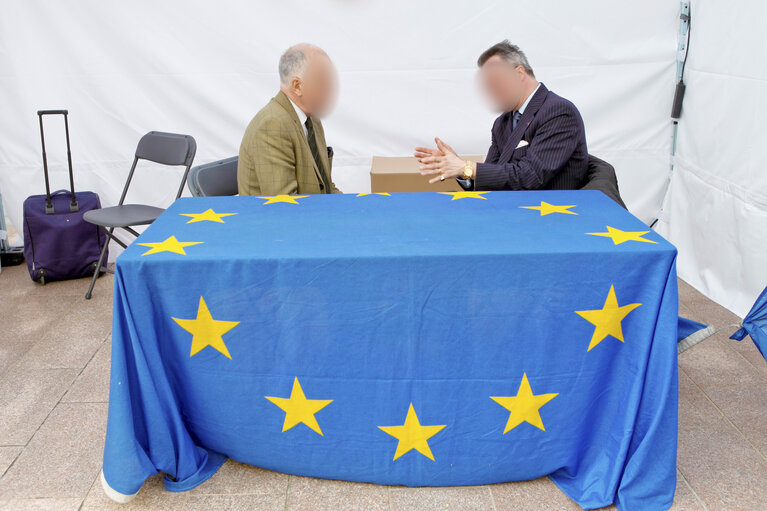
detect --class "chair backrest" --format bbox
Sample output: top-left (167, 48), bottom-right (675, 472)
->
top-left (581, 154), bottom-right (627, 209)
top-left (118, 131), bottom-right (197, 205)
top-left (135, 131), bottom-right (196, 166)
top-left (187, 156), bottom-right (239, 197)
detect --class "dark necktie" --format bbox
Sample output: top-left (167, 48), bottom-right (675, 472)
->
top-left (512, 110), bottom-right (522, 130)
top-left (304, 117), bottom-right (331, 193)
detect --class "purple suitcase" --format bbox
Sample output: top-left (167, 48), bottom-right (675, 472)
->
top-left (22, 110), bottom-right (108, 284)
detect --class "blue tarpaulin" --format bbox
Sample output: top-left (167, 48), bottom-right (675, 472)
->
top-left (101, 190), bottom-right (679, 510)
top-left (731, 285), bottom-right (767, 360)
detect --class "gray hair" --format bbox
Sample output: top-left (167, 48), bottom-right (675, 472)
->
top-left (278, 43), bottom-right (324, 86)
top-left (477, 40), bottom-right (535, 77)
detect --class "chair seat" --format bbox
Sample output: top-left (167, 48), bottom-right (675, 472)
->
top-left (83, 204), bottom-right (165, 228)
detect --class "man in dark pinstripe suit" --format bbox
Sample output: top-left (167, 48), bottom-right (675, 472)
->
top-left (416, 41), bottom-right (588, 191)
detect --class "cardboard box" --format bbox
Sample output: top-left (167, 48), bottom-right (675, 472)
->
top-left (370, 155), bottom-right (485, 193)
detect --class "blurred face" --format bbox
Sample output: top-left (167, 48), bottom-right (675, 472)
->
top-left (293, 52), bottom-right (338, 118)
top-left (479, 55), bottom-right (529, 112)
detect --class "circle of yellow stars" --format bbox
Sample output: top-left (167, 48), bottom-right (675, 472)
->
top-left (158, 193), bottom-right (655, 463)
top-left (168, 292), bottom-right (582, 461)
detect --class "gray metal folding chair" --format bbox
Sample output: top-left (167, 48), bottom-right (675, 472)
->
top-left (83, 131), bottom-right (196, 299)
top-left (187, 156), bottom-right (239, 197)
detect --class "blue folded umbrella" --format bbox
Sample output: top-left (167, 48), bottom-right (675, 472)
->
top-left (730, 285), bottom-right (767, 360)
top-left (678, 316), bottom-right (715, 353)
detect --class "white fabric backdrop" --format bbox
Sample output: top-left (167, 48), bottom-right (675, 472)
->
top-left (2, 2), bottom-right (683, 273)
top-left (655, 0), bottom-right (767, 317)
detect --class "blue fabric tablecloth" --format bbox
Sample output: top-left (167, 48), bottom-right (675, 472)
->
top-left (102, 190), bottom-right (679, 510)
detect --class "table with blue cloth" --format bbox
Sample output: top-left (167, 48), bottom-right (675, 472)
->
top-left (101, 190), bottom-right (679, 511)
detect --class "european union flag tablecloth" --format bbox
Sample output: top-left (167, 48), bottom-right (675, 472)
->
top-left (102, 190), bottom-right (679, 510)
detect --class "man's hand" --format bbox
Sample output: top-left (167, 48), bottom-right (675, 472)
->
top-left (414, 137), bottom-right (470, 184)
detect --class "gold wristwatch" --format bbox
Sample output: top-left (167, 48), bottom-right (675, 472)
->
top-left (462, 160), bottom-right (475, 179)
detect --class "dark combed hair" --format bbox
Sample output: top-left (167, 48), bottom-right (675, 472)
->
top-left (477, 40), bottom-right (535, 77)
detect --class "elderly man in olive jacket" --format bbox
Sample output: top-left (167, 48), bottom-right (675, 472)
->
top-left (238, 43), bottom-right (341, 195)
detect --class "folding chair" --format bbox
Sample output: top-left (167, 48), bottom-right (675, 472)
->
top-left (187, 156), bottom-right (238, 197)
top-left (83, 131), bottom-right (196, 299)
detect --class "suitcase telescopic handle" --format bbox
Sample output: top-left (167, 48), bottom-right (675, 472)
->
top-left (37, 110), bottom-right (78, 214)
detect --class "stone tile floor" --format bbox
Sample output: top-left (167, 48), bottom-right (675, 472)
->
top-left (0, 262), bottom-right (765, 510)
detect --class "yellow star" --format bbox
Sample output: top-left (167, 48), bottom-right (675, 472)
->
top-left (180, 208), bottom-right (237, 224)
top-left (490, 373), bottom-right (559, 432)
top-left (587, 225), bottom-right (657, 245)
top-left (378, 403), bottom-right (446, 461)
top-left (265, 377), bottom-right (333, 435)
top-left (438, 191), bottom-right (490, 200)
top-left (257, 194), bottom-right (309, 205)
top-left (172, 296), bottom-right (239, 359)
top-left (356, 192), bottom-right (391, 196)
top-left (138, 235), bottom-right (202, 256)
top-left (575, 285), bottom-right (642, 352)
top-left (520, 201), bottom-right (577, 215)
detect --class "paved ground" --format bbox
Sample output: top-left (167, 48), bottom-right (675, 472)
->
top-left (0, 262), bottom-right (765, 510)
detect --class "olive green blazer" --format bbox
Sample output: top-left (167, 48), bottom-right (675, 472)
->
top-left (237, 90), bottom-right (341, 195)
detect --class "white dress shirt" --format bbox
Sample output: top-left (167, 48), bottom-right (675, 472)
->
top-left (517, 82), bottom-right (541, 116)
top-left (287, 96), bottom-right (309, 138)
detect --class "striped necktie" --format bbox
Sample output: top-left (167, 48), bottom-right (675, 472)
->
top-left (304, 117), bottom-right (331, 194)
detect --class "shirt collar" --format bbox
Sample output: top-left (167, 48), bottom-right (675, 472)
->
top-left (517, 82), bottom-right (541, 115)
top-left (287, 95), bottom-right (308, 126)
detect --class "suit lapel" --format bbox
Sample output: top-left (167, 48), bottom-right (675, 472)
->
top-left (496, 83), bottom-right (549, 165)
top-left (274, 91), bottom-right (324, 182)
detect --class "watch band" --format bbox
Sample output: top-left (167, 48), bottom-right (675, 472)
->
top-left (462, 160), bottom-right (474, 179)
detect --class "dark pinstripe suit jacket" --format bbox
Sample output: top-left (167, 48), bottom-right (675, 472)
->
top-left (473, 83), bottom-right (588, 190)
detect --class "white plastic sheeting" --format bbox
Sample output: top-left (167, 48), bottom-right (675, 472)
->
top-left (0, 1), bottom-right (677, 231)
top-left (655, 1), bottom-right (767, 317)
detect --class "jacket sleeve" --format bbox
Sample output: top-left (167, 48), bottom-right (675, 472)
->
top-left (474, 103), bottom-right (582, 190)
top-left (465, 116), bottom-right (503, 191)
top-left (484, 123), bottom-right (502, 165)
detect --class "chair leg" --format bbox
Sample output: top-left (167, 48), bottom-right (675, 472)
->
top-left (85, 228), bottom-right (112, 300)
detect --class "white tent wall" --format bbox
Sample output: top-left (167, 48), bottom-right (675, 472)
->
top-left (1, 1), bottom-right (676, 258)
top-left (655, 0), bottom-right (767, 318)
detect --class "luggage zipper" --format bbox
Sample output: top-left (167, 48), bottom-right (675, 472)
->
top-left (24, 208), bottom-right (37, 270)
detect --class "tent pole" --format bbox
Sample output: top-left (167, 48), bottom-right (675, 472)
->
top-left (649, 1), bottom-right (690, 229)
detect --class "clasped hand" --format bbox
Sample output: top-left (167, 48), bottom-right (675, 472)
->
top-left (414, 137), bottom-right (466, 184)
